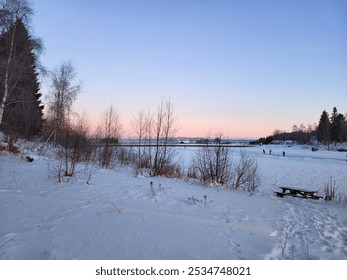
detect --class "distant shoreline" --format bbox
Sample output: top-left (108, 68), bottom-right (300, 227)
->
top-left (106, 143), bottom-right (255, 148)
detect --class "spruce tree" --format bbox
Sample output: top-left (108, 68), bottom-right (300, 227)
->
top-left (317, 110), bottom-right (330, 145)
top-left (0, 19), bottom-right (44, 138)
top-left (330, 107), bottom-right (345, 144)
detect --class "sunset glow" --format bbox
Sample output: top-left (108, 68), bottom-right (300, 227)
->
top-left (34, 0), bottom-right (347, 138)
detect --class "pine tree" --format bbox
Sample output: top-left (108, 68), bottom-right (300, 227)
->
top-left (317, 110), bottom-right (330, 145)
top-left (0, 19), bottom-right (44, 138)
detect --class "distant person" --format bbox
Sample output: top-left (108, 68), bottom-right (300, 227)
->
top-left (262, 149), bottom-right (265, 154)
top-left (269, 149), bottom-right (272, 155)
top-left (283, 151), bottom-right (285, 157)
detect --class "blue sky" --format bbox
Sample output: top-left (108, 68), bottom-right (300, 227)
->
top-left (32, 0), bottom-right (347, 138)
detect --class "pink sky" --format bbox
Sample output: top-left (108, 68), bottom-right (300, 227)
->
top-left (35, 0), bottom-right (347, 139)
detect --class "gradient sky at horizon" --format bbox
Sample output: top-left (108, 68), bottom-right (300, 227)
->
top-left (32, 0), bottom-right (347, 138)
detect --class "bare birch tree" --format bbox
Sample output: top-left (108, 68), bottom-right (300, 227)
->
top-left (46, 61), bottom-right (82, 144)
top-left (152, 101), bottom-right (165, 175)
top-left (97, 105), bottom-right (122, 168)
top-left (162, 100), bottom-right (177, 169)
top-left (151, 100), bottom-right (178, 176)
top-left (143, 108), bottom-right (154, 170)
top-left (131, 100), bottom-right (178, 176)
top-left (131, 109), bottom-right (146, 171)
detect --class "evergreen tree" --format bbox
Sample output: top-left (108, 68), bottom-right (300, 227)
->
top-left (0, 19), bottom-right (43, 138)
top-left (330, 107), bottom-right (345, 144)
top-left (343, 114), bottom-right (347, 142)
top-left (317, 110), bottom-right (330, 145)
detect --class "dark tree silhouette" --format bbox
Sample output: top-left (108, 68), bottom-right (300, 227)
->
top-left (0, 18), bottom-right (44, 138)
top-left (317, 110), bottom-right (331, 145)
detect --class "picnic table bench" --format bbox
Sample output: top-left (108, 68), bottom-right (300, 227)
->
top-left (275, 187), bottom-right (322, 200)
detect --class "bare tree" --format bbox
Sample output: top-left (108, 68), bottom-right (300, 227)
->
top-left (143, 108), bottom-right (154, 170)
top-left (46, 61), bottom-right (82, 145)
top-left (97, 105), bottom-right (122, 168)
top-left (0, 0), bottom-right (32, 28)
top-left (62, 112), bottom-right (90, 176)
top-left (130, 101), bottom-right (178, 176)
top-left (48, 112), bottom-right (91, 181)
top-left (152, 101), bottom-right (165, 175)
top-left (131, 109), bottom-right (146, 171)
top-left (162, 100), bottom-right (177, 168)
top-left (152, 100), bottom-right (178, 176)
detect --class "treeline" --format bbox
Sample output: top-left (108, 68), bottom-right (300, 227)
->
top-left (256, 107), bottom-right (347, 146)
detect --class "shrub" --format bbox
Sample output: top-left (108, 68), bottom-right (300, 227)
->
top-left (233, 150), bottom-right (260, 192)
top-left (193, 138), bottom-right (233, 186)
top-left (324, 177), bottom-right (337, 201)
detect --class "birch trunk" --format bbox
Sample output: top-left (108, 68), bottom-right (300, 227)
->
top-left (0, 20), bottom-right (17, 126)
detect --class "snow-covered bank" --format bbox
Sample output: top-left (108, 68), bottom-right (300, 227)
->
top-left (0, 144), bottom-right (347, 260)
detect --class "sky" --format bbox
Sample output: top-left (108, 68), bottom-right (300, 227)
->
top-left (31, 0), bottom-right (347, 138)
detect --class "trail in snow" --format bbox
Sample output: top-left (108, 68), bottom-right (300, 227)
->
top-left (266, 198), bottom-right (347, 260)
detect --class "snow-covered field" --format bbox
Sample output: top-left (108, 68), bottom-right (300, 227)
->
top-left (0, 143), bottom-right (347, 260)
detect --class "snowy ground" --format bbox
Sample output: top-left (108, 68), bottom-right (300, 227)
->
top-left (0, 143), bottom-right (347, 260)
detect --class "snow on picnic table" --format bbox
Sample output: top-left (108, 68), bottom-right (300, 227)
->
top-left (0, 144), bottom-right (346, 260)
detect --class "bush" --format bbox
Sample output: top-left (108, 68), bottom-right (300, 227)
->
top-left (233, 150), bottom-right (260, 192)
top-left (193, 143), bottom-right (261, 192)
top-left (186, 165), bottom-right (199, 180)
top-left (324, 177), bottom-right (337, 201)
top-left (193, 139), bottom-right (233, 186)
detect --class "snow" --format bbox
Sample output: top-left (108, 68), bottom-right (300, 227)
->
top-left (0, 143), bottom-right (347, 260)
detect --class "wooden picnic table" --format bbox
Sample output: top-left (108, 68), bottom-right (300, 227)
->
top-left (275, 186), bottom-right (322, 200)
